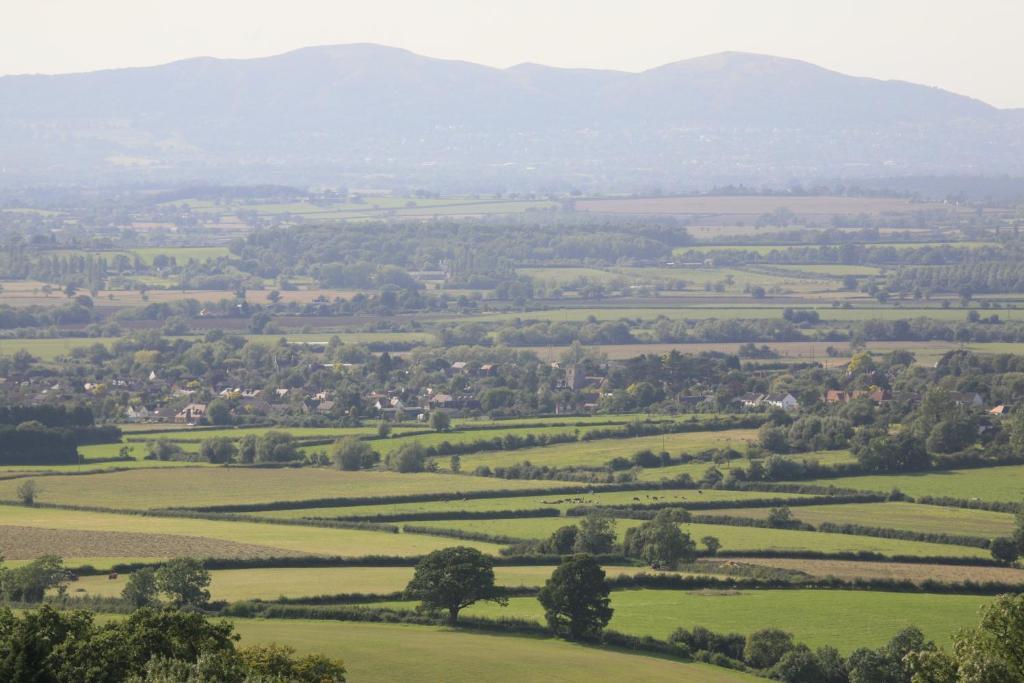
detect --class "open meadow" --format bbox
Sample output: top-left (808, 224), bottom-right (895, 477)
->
top-left (0, 467), bottom-right (583, 510)
top-left (372, 588), bottom-right (988, 652)
top-left (804, 464), bottom-right (1024, 503)
top-left (708, 501), bottom-right (1016, 537)
top-left (233, 619), bottom-right (766, 683)
top-left (0, 504), bottom-right (502, 563)
top-left (434, 428), bottom-right (760, 470)
top-left (409, 517), bottom-right (991, 558)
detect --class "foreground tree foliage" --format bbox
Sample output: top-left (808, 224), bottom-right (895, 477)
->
top-left (906, 593), bottom-right (1024, 682)
top-left (0, 606), bottom-right (345, 682)
top-left (405, 546), bottom-right (507, 625)
top-left (0, 555), bottom-right (68, 602)
top-left (537, 553), bottom-right (613, 640)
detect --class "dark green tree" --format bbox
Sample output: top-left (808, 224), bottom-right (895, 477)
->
top-left (991, 536), bottom-right (1019, 564)
top-left (122, 567), bottom-right (159, 608)
top-left (404, 546), bottom-right (507, 625)
top-left (537, 554), bottom-right (613, 640)
top-left (429, 411), bottom-right (452, 432)
top-left (331, 437), bottom-right (379, 471)
top-left (573, 511), bottom-right (617, 554)
top-left (199, 436), bottom-right (237, 464)
top-left (623, 509), bottom-right (696, 569)
top-left (744, 628), bottom-right (795, 669)
top-left (155, 558), bottom-right (211, 608)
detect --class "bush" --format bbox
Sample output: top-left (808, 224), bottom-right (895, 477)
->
top-left (331, 437), bottom-right (380, 471)
top-left (990, 536), bottom-right (1019, 564)
top-left (199, 436), bottom-right (237, 464)
top-left (255, 431), bottom-right (301, 463)
top-left (623, 509), bottom-right (696, 569)
top-left (385, 442), bottom-right (428, 473)
top-left (744, 628), bottom-right (795, 669)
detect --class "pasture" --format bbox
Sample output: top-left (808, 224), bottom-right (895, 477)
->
top-left (233, 619), bottom-right (764, 683)
top-left (728, 558), bottom-right (1024, 584)
top-left (62, 564), bottom-right (660, 601)
top-left (409, 518), bottom-right (991, 558)
top-left (259, 488), bottom-right (806, 520)
top-left (574, 195), bottom-right (955, 217)
top-left (0, 468), bottom-right (582, 510)
top-left (804, 464), bottom-right (1024, 503)
top-left (436, 428), bottom-right (760, 470)
top-left (635, 449), bottom-right (857, 482)
top-left (709, 501), bottom-right (1016, 537)
top-left (372, 588), bottom-right (987, 652)
top-left (0, 504), bottom-right (502, 561)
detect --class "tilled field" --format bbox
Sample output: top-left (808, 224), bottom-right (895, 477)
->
top-left (0, 524), bottom-right (307, 560)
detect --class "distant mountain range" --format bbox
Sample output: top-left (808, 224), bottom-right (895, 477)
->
top-left (1, 44), bottom-right (1021, 190)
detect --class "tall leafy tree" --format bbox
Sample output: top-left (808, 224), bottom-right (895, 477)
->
top-left (405, 547), bottom-right (507, 625)
top-left (537, 554), bottom-right (613, 640)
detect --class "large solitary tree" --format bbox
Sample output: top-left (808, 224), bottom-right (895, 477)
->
top-left (623, 509), bottom-right (696, 569)
top-left (537, 554), bottom-right (613, 640)
top-left (405, 546), bottom-right (507, 625)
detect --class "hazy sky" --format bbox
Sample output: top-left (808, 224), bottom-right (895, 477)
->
top-left (3, 0), bottom-right (1023, 107)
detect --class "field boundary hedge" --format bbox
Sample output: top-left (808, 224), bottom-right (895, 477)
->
top-left (401, 524), bottom-right (527, 545)
top-left (312, 508), bottom-right (561, 523)
top-left (175, 480), bottom-right (702, 513)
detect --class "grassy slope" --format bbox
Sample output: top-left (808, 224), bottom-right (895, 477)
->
top-left (456, 589), bottom-right (989, 652)
top-left (63, 565), bottom-right (664, 601)
top-left (258, 489), bottom-right (807, 519)
top-left (709, 502), bottom-right (1016, 537)
top-left (0, 468), bottom-right (582, 510)
top-left (232, 619), bottom-right (766, 683)
top-left (411, 517), bottom-right (990, 558)
top-left (804, 464), bottom-right (1024, 503)
top-left (441, 429), bottom-right (760, 470)
top-left (0, 505), bottom-right (502, 558)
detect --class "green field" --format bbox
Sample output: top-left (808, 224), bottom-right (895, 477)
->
top-left (259, 488), bottom-right (808, 520)
top-left (63, 565), bottom-right (663, 601)
top-left (439, 429), bottom-right (760, 471)
top-left (710, 501), bottom-right (1016, 537)
top-left (233, 619), bottom-right (764, 682)
top-left (0, 505), bottom-right (502, 561)
top-left (410, 517), bottom-right (990, 558)
top-left (0, 468), bottom-right (583, 510)
top-left (804, 464), bottom-right (1024, 503)
top-left (635, 450), bottom-right (857, 483)
top-left (470, 589), bottom-right (985, 652)
top-left (768, 264), bottom-right (885, 276)
top-left (131, 246), bottom-right (231, 264)
top-left (365, 589), bottom-right (986, 653)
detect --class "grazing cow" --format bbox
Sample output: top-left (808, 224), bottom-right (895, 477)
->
top-left (108, 572), bottom-right (119, 580)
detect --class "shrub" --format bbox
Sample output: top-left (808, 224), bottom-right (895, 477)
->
top-left (331, 437), bottom-right (380, 471)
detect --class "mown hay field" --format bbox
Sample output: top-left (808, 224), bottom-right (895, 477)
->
top-left (453, 588), bottom-right (987, 652)
top-left (727, 558), bottom-right (1024, 584)
top-left (259, 488), bottom-right (808, 519)
top-left (410, 517), bottom-right (990, 558)
top-left (0, 505), bottom-right (503, 560)
top-left (804, 464), bottom-right (1024, 503)
top-left (0, 468), bottom-right (583, 510)
top-left (61, 565), bottom-right (665, 602)
top-left (232, 618), bottom-right (765, 683)
top-left (709, 501), bottom-right (1016, 537)
top-left (437, 428), bottom-right (760, 471)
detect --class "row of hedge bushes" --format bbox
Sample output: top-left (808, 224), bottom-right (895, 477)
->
top-left (400, 524), bottom-right (528, 545)
top-left (177, 480), bottom-right (698, 514)
top-left (316, 508), bottom-right (561, 523)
